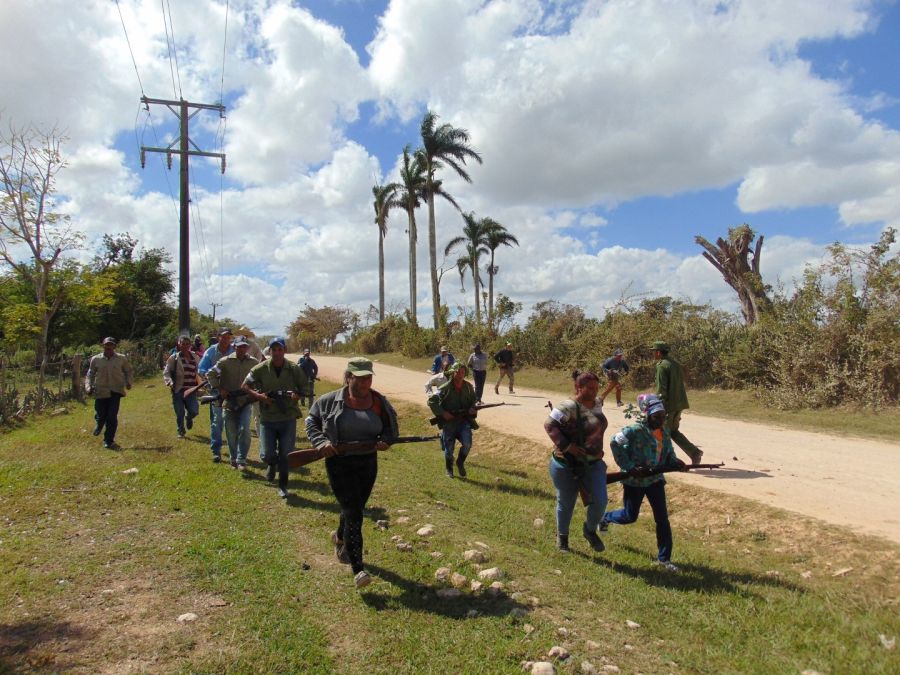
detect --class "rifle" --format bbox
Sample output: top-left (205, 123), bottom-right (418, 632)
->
top-left (182, 379), bottom-right (208, 398)
top-left (606, 462), bottom-right (724, 485)
top-left (287, 435), bottom-right (440, 469)
top-left (428, 402), bottom-right (505, 426)
top-left (260, 389), bottom-right (298, 414)
top-left (200, 389), bottom-right (252, 412)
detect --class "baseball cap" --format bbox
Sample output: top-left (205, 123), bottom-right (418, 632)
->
top-left (347, 357), bottom-right (374, 376)
top-left (268, 337), bottom-right (286, 349)
top-left (439, 345), bottom-right (449, 352)
top-left (233, 336), bottom-right (249, 347)
top-left (218, 327), bottom-right (233, 337)
top-left (652, 340), bottom-right (669, 351)
top-left (637, 393), bottom-right (666, 416)
top-left (101, 337), bottom-right (117, 345)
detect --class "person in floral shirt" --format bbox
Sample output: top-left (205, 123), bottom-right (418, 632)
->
top-left (602, 393), bottom-right (686, 570)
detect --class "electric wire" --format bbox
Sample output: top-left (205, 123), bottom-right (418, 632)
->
top-left (115, 0), bottom-right (145, 96)
top-left (219, 0), bottom-right (229, 105)
top-left (161, 0), bottom-right (179, 99)
top-left (165, 0), bottom-right (184, 98)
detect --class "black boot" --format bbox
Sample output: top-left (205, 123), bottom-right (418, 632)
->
top-left (444, 456), bottom-right (454, 478)
top-left (455, 453), bottom-right (467, 478)
top-left (557, 534), bottom-right (570, 552)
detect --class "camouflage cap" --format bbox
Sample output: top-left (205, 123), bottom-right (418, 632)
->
top-left (347, 357), bottom-right (374, 376)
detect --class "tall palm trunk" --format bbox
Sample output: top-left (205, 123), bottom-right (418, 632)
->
top-left (378, 229), bottom-right (385, 322)
top-left (407, 207), bottom-right (417, 325)
top-left (427, 190), bottom-right (439, 330)
top-left (488, 252), bottom-right (496, 330)
top-left (471, 261), bottom-right (481, 324)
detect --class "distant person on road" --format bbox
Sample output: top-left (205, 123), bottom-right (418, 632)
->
top-left (428, 362), bottom-right (478, 479)
top-left (544, 370), bottom-right (608, 553)
top-left (86, 337), bottom-right (133, 450)
top-left (466, 343), bottom-right (488, 404)
top-left (430, 346), bottom-right (455, 374)
top-left (163, 335), bottom-right (201, 439)
top-left (493, 342), bottom-right (515, 394)
top-left (600, 349), bottom-right (630, 407)
top-left (602, 393), bottom-right (686, 571)
top-left (297, 348), bottom-right (319, 408)
top-left (653, 341), bottom-right (703, 464)
top-left (306, 357), bottom-right (399, 590)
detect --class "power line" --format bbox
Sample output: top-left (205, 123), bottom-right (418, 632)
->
top-left (115, 0), bottom-right (145, 96)
top-left (160, 0), bottom-right (180, 99)
top-left (165, 0), bottom-right (184, 98)
top-left (219, 0), bottom-right (230, 104)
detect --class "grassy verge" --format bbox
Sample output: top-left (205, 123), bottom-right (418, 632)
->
top-left (1, 378), bottom-right (897, 673)
top-left (363, 352), bottom-right (900, 442)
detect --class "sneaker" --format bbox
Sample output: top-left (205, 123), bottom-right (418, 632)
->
top-left (212, 456), bottom-right (222, 463)
top-left (230, 460), bottom-right (238, 469)
top-left (556, 534), bottom-right (570, 552)
top-left (599, 518), bottom-right (609, 533)
top-left (354, 570), bottom-right (372, 589)
top-left (582, 523), bottom-right (605, 552)
top-left (92, 425), bottom-right (102, 436)
top-left (277, 487), bottom-right (288, 498)
top-left (332, 531), bottom-right (351, 565)
top-left (186, 415), bottom-right (194, 430)
top-left (266, 465), bottom-right (276, 483)
top-left (654, 560), bottom-right (680, 572)
top-left (237, 464), bottom-right (247, 471)
top-left (455, 457), bottom-right (467, 478)
top-left (103, 441), bottom-right (119, 450)
top-left (177, 432), bottom-right (186, 439)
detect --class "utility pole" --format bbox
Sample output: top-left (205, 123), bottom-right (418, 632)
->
top-left (210, 302), bottom-right (222, 323)
top-left (140, 96), bottom-right (226, 335)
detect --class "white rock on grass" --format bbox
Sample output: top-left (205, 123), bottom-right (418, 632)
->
top-left (478, 567), bottom-right (503, 581)
top-left (625, 620), bottom-right (640, 629)
top-left (375, 520), bottom-right (389, 530)
top-left (436, 588), bottom-right (462, 599)
top-left (390, 535), bottom-right (403, 542)
top-left (531, 662), bottom-right (555, 675)
top-left (533, 518), bottom-right (545, 528)
top-left (463, 549), bottom-right (487, 563)
top-left (547, 645), bottom-right (570, 660)
top-left (581, 662), bottom-right (598, 675)
top-left (585, 640), bottom-right (600, 651)
top-left (396, 516), bottom-right (411, 524)
top-left (435, 567), bottom-right (451, 582)
top-left (470, 580), bottom-right (483, 593)
top-left (474, 541), bottom-right (490, 549)
top-left (878, 634), bottom-right (895, 650)
top-left (417, 524), bottom-right (435, 536)
top-left (176, 612), bottom-right (198, 623)
top-left (601, 666), bottom-right (620, 673)
top-left (430, 551), bottom-right (444, 558)
top-left (396, 542), bottom-right (413, 552)
top-left (121, 468), bottom-right (139, 475)
top-left (486, 581), bottom-right (505, 596)
top-left (450, 573), bottom-right (468, 588)
top-left (523, 623), bottom-right (535, 635)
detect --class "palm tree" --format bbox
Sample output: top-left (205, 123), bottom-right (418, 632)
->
top-left (372, 182), bottom-right (400, 322)
top-left (445, 212), bottom-right (490, 325)
top-left (397, 146), bottom-right (426, 325)
top-left (420, 110), bottom-right (482, 330)
top-left (482, 219), bottom-right (519, 331)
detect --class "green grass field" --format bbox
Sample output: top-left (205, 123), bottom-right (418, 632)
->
top-left (363, 352), bottom-right (900, 442)
top-left (0, 378), bottom-right (897, 673)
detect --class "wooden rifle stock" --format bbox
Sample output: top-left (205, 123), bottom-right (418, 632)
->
top-left (429, 402), bottom-right (505, 426)
top-left (182, 379), bottom-right (208, 398)
top-left (287, 435), bottom-right (440, 469)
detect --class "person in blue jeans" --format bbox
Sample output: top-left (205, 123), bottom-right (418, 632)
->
top-left (427, 363), bottom-right (477, 478)
top-left (198, 328), bottom-right (235, 462)
top-left (602, 393), bottom-right (687, 571)
top-left (544, 371), bottom-right (608, 553)
top-left (207, 336), bottom-right (258, 470)
top-left (163, 335), bottom-right (201, 438)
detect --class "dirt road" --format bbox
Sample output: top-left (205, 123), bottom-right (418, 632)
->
top-left (310, 355), bottom-right (900, 544)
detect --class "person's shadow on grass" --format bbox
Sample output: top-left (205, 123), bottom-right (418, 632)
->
top-left (592, 545), bottom-right (805, 595)
top-left (359, 564), bottom-right (531, 619)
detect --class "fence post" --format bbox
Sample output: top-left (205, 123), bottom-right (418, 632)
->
top-left (72, 354), bottom-right (83, 403)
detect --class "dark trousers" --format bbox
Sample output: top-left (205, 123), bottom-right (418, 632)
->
top-left (94, 393), bottom-right (123, 444)
top-left (325, 453), bottom-right (378, 574)
top-left (472, 369), bottom-right (486, 401)
top-left (604, 481), bottom-right (673, 562)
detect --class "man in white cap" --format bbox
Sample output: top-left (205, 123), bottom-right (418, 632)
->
top-left (207, 335), bottom-right (258, 470)
top-left (85, 337), bottom-right (133, 449)
top-left (430, 346), bottom-right (455, 374)
top-left (198, 328), bottom-right (235, 463)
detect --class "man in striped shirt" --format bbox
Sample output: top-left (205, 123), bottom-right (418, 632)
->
top-left (163, 335), bottom-right (201, 438)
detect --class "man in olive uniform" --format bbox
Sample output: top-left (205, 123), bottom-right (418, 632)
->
top-left (653, 340), bottom-right (703, 464)
top-left (207, 336), bottom-right (258, 470)
top-left (86, 337), bottom-right (133, 449)
top-left (242, 338), bottom-right (309, 498)
top-left (428, 362), bottom-right (478, 479)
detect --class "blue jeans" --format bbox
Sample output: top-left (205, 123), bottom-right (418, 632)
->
top-left (548, 456), bottom-right (608, 537)
top-left (94, 393), bottom-right (123, 445)
top-left (261, 419), bottom-right (296, 489)
top-left (171, 390), bottom-right (199, 435)
top-left (604, 481), bottom-right (673, 562)
top-left (223, 404), bottom-right (252, 464)
top-left (440, 422), bottom-right (472, 461)
top-left (209, 404), bottom-right (224, 457)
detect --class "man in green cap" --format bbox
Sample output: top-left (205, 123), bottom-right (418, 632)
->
top-left (653, 341), bottom-right (703, 464)
top-left (428, 362), bottom-right (478, 478)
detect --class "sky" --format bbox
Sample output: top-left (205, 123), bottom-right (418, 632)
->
top-left (1, 0), bottom-right (898, 335)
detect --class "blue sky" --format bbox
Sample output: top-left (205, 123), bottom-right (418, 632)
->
top-left (2, 0), bottom-right (898, 333)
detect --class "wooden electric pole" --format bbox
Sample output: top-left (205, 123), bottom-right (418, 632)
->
top-left (140, 96), bottom-right (226, 335)
top-left (210, 302), bottom-right (222, 323)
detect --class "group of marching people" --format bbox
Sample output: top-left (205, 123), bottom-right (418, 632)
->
top-left (86, 332), bottom-right (702, 588)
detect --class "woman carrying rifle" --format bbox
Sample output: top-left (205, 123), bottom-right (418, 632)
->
top-left (544, 371), bottom-right (608, 553)
top-left (306, 357), bottom-right (399, 590)
top-left (601, 393), bottom-right (685, 571)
